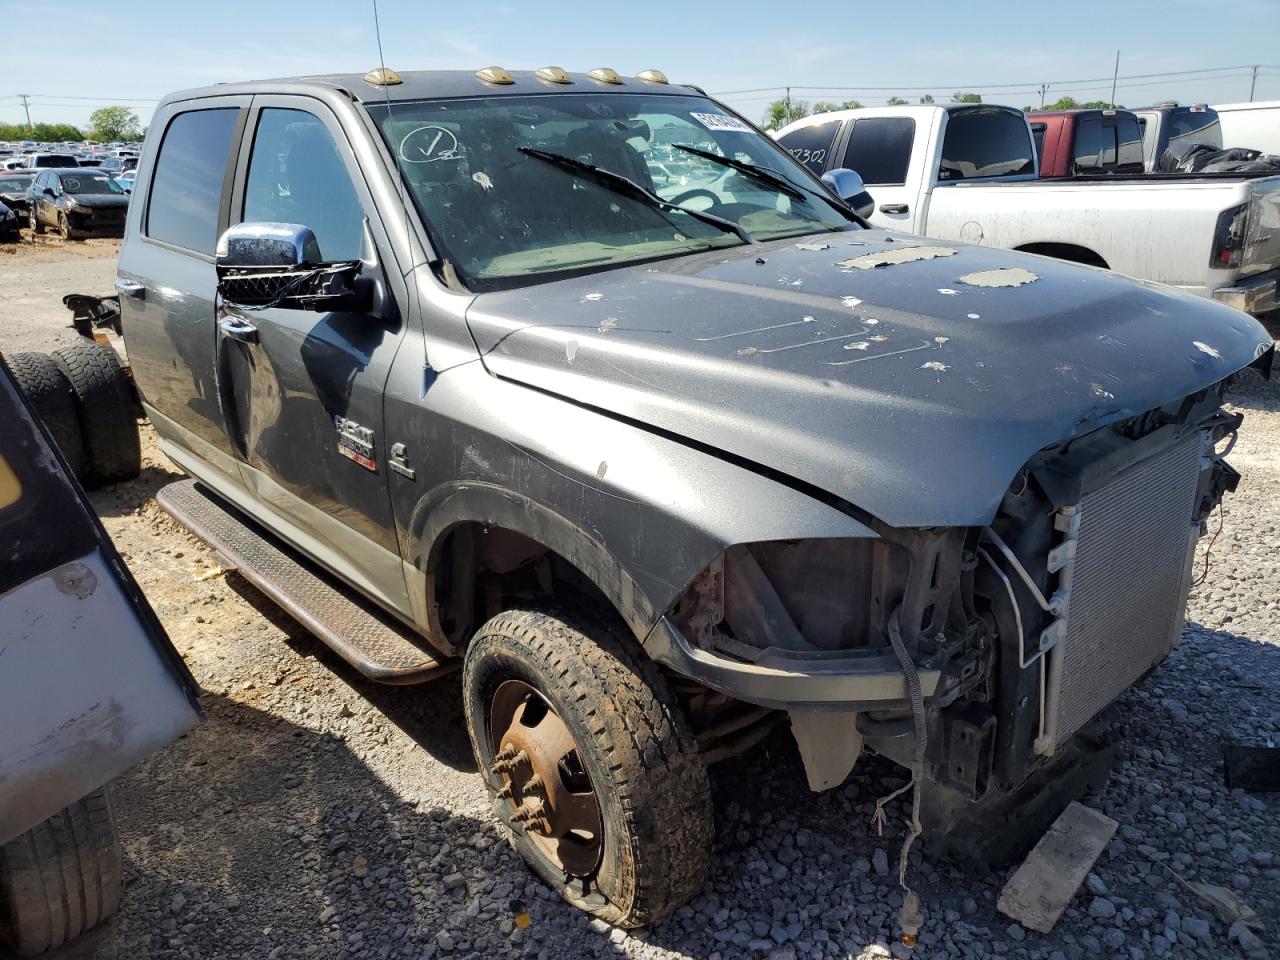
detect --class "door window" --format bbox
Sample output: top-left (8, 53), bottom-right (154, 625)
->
top-left (147, 108), bottom-right (239, 254)
top-left (242, 109), bottom-right (364, 262)
top-left (776, 120), bottom-right (841, 174)
top-left (841, 117), bottom-right (915, 185)
top-left (1115, 117), bottom-right (1144, 172)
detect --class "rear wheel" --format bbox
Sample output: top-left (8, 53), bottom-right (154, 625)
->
top-left (0, 786), bottom-right (123, 957)
top-left (462, 606), bottom-right (712, 927)
top-left (6, 352), bottom-right (88, 481)
top-left (51, 340), bottom-right (140, 487)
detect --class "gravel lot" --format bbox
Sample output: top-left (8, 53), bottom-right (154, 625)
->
top-left (1, 231), bottom-right (1277, 960)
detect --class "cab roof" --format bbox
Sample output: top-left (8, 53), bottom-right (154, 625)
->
top-left (160, 68), bottom-right (703, 108)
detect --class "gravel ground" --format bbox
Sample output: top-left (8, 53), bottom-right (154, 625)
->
top-left (1, 235), bottom-right (1277, 960)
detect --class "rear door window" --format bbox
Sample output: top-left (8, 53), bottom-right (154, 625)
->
top-left (242, 108), bottom-right (364, 262)
top-left (146, 108), bottom-right (239, 255)
top-left (840, 117), bottom-right (914, 186)
top-left (1167, 109), bottom-right (1222, 152)
top-left (939, 108), bottom-right (1035, 180)
top-left (777, 120), bottom-right (841, 174)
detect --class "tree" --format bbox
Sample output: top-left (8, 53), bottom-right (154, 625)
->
top-left (88, 106), bottom-right (143, 142)
top-left (762, 98), bottom-right (810, 129)
top-left (952, 91), bottom-right (983, 104)
top-left (919, 94), bottom-right (935, 105)
top-left (886, 96), bottom-right (909, 106)
top-left (1045, 96), bottom-right (1080, 110)
top-left (0, 122), bottom-right (83, 141)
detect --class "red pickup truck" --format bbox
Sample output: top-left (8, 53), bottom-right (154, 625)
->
top-left (1028, 109), bottom-right (1145, 177)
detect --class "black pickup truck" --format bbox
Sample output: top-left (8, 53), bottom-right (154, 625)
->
top-left (113, 66), bottom-right (1271, 927)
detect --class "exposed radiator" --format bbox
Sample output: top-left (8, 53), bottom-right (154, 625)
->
top-left (1049, 431), bottom-right (1205, 747)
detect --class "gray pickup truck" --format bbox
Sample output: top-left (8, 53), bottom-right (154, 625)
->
top-left (117, 66), bottom-right (1272, 927)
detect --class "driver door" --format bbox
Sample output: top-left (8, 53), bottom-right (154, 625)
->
top-left (219, 98), bottom-right (413, 616)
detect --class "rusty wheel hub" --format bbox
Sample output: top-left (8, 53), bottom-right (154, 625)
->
top-left (489, 679), bottom-right (603, 877)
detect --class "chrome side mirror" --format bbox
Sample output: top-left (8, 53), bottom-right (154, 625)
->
top-left (821, 168), bottom-right (875, 219)
top-left (215, 222), bottom-right (368, 312)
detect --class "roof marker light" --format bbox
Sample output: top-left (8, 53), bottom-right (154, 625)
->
top-left (363, 68), bottom-right (402, 86)
top-left (475, 66), bottom-right (514, 85)
top-left (535, 66), bottom-right (572, 84)
top-left (587, 67), bottom-right (623, 85)
top-left (636, 69), bottom-right (669, 84)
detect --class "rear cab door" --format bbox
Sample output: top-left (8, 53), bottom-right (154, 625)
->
top-left (118, 96), bottom-right (251, 493)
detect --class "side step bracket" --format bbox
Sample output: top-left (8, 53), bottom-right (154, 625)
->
top-left (157, 479), bottom-right (450, 684)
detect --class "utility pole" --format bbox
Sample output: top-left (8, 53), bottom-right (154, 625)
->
top-left (1038, 83), bottom-right (1048, 108)
top-left (1109, 51), bottom-right (1120, 109)
top-left (1250, 64), bottom-right (1258, 102)
top-left (784, 86), bottom-right (792, 120)
top-left (18, 94), bottom-right (32, 134)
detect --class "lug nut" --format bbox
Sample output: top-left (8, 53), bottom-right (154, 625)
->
top-left (491, 748), bottom-right (528, 775)
top-left (524, 773), bottom-right (544, 794)
top-left (495, 781), bottom-right (513, 800)
top-left (510, 798), bottom-right (546, 824)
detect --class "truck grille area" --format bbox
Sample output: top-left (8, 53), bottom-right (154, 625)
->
top-left (1051, 431), bottom-right (1204, 745)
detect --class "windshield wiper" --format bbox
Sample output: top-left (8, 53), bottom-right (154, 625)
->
top-left (517, 147), bottom-right (752, 245)
top-left (672, 144), bottom-right (861, 224)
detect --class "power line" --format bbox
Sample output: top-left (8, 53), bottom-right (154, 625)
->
top-left (10, 93), bottom-right (159, 103)
top-left (711, 63), bottom-right (1280, 97)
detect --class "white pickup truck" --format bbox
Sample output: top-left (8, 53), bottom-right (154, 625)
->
top-left (776, 104), bottom-right (1280, 315)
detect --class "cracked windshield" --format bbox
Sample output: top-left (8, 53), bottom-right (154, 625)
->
top-left (369, 94), bottom-right (853, 288)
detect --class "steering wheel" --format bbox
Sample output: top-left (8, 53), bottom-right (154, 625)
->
top-left (668, 188), bottom-right (722, 210)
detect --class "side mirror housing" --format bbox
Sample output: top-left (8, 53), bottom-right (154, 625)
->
top-left (821, 168), bottom-right (875, 219)
top-left (215, 222), bottom-right (368, 312)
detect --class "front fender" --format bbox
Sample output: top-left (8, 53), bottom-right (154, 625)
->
top-left (391, 364), bottom-right (875, 649)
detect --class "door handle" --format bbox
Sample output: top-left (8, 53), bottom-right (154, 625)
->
top-left (880, 203), bottom-right (909, 214)
top-left (217, 316), bottom-right (259, 344)
top-left (114, 278), bottom-right (146, 300)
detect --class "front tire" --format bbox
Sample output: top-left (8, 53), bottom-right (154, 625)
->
top-left (27, 208), bottom-right (39, 235)
top-left (462, 606), bottom-right (712, 927)
top-left (0, 786), bottom-right (123, 957)
top-left (57, 212), bottom-right (73, 241)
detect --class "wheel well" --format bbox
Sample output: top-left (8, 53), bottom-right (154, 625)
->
top-left (426, 523), bottom-right (614, 653)
top-left (1014, 242), bottom-right (1109, 269)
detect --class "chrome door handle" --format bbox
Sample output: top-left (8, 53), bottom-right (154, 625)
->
top-left (114, 278), bottom-right (146, 300)
top-left (217, 315), bottom-right (259, 344)
top-left (879, 203), bottom-right (909, 214)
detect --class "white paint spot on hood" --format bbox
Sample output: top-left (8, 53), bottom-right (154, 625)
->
top-left (843, 341), bottom-right (871, 351)
top-left (937, 288), bottom-right (960, 296)
top-left (959, 267), bottom-right (1039, 288)
top-left (837, 245), bottom-right (958, 271)
top-left (582, 292), bottom-right (604, 302)
top-left (967, 313), bottom-right (981, 319)
top-left (795, 241), bottom-right (830, 251)
top-left (1193, 341), bottom-right (1222, 359)
top-left (1090, 383), bottom-right (1115, 399)
top-left (565, 339), bottom-right (578, 363)
top-left (920, 360), bottom-right (950, 372)
top-left (598, 317), bottom-right (618, 334)
top-left (841, 296), bottom-right (863, 309)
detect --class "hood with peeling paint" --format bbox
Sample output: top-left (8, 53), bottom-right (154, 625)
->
top-left (466, 231), bottom-right (1271, 526)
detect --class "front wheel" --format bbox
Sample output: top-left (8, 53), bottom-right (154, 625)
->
top-left (57, 212), bottom-right (73, 241)
top-left (462, 606), bottom-right (712, 927)
top-left (27, 208), bottom-right (39, 235)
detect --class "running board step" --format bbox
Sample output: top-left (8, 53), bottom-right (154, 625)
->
top-left (157, 479), bottom-right (450, 684)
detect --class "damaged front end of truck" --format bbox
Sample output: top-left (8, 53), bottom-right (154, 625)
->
top-left (650, 375), bottom-right (1257, 859)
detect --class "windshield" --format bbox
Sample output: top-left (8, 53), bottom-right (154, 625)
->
top-left (367, 93), bottom-right (856, 290)
top-left (59, 173), bottom-right (124, 195)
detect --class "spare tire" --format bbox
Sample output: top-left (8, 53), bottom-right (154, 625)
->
top-left (51, 340), bottom-right (140, 487)
top-left (0, 786), bottom-right (123, 957)
top-left (6, 352), bottom-right (88, 482)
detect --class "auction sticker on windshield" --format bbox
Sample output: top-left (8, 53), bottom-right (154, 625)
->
top-left (690, 113), bottom-right (753, 133)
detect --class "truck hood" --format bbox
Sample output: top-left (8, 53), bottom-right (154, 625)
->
top-left (466, 231), bottom-right (1272, 526)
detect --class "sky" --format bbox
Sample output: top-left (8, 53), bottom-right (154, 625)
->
top-left (3, 0), bottom-right (1280, 133)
